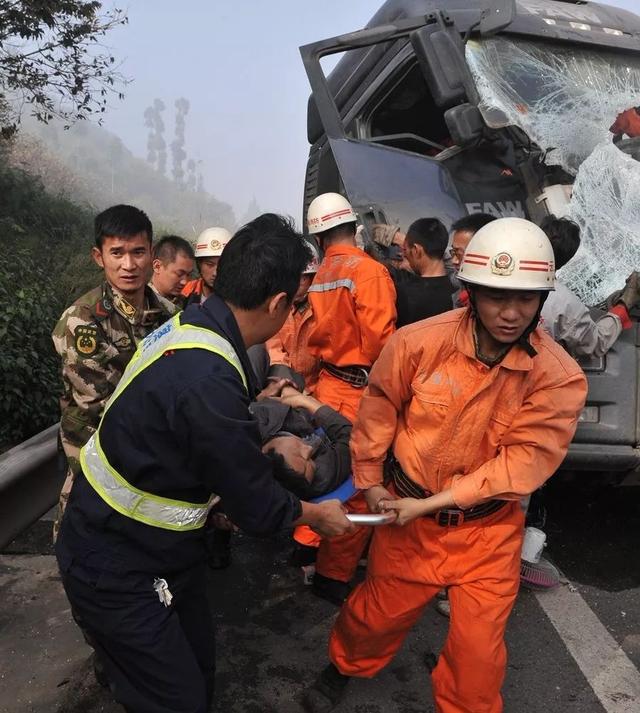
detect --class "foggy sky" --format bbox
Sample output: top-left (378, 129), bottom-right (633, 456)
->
top-left (100, 0), bottom-right (639, 227)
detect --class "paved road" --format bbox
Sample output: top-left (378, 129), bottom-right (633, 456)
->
top-left (0, 477), bottom-right (638, 713)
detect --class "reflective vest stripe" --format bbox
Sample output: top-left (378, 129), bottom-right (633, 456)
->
top-left (80, 313), bottom-right (246, 531)
top-left (80, 435), bottom-right (218, 531)
top-left (308, 278), bottom-right (356, 294)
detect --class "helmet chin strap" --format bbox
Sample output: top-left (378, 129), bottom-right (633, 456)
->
top-left (467, 286), bottom-right (549, 360)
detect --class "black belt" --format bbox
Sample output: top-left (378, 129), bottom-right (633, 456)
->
top-left (387, 459), bottom-right (506, 526)
top-left (321, 362), bottom-right (369, 388)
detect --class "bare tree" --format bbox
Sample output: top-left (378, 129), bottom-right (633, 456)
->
top-left (0, 1), bottom-right (128, 137)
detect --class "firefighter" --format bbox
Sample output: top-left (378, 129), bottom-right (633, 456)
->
top-left (55, 214), bottom-right (354, 713)
top-left (266, 239), bottom-right (321, 393)
top-left (304, 217), bottom-right (587, 713)
top-left (305, 192), bottom-right (397, 604)
top-left (182, 226), bottom-right (232, 306)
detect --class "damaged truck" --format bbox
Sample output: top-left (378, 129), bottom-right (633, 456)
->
top-left (300, 0), bottom-right (640, 476)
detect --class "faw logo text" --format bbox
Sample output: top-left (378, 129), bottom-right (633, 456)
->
top-left (466, 201), bottom-right (525, 218)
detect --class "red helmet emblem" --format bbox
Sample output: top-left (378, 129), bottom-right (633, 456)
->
top-left (491, 252), bottom-right (515, 276)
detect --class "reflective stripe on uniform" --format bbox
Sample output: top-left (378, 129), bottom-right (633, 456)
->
top-left (80, 313), bottom-right (246, 531)
top-left (81, 434), bottom-right (218, 530)
top-left (308, 278), bottom-right (356, 294)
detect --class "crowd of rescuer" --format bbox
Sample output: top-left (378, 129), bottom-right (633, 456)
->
top-left (303, 217), bottom-right (587, 713)
top-left (181, 226), bottom-right (232, 306)
top-left (449, 212), bottom-right (498, 307)
top-left (304, 192), bottom-right (397, 605)
top-left (55, 213), bottom-right (355, 713)
top-left (149, 234), bottom-right (195, 313)
top-left (51, 205), bottom-right (171, 540)
top-left (400, 217), bottom-right (456, 323)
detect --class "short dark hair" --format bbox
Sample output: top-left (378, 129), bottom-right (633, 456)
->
top-left (451, 213), bottom-right (497, 235)
top-left (540, 215), bottom-right (581, 270)
top-left (152, 235), bottom-right (195, 264)
top-left (95, 204), bottom-right (153, 249)
top-left (214, 213), bottom-right (311, 310)
top-left (317, 222), bottom-right (357, 242)
top-left (263, 448), bottom-right (313, 499)
top-left (406, 218), bottom-right (448, 259)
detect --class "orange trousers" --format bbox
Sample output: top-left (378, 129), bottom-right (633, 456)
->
top-left (314, 371), bottom-right (372, 582)
top-left (329, 502), bottom-right (524, 713)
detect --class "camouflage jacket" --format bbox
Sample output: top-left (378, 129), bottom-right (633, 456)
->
top-left (52, 282), bottom-right (172, 475)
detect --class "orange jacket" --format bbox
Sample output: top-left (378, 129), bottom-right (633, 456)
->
top-left (351, 309), bottom-right (587, 508)
top-left (266, 301), bottom-right (319, 393)
top-left (307, 244), bottom-right (397, 367)
top-left (182, 278), bottom-right (204, 298)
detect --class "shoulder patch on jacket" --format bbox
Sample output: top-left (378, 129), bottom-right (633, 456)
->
top-left (74, 325), bottom-right (99, 358)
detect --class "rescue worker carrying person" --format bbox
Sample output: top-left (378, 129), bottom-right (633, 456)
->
top-left (305, 192), bottom-right (397, 605)
top-left (303, 218), bottom-right (587, 713)
top-left (182, 226), bottom-right (232, 306)
top-left (55, 213), bottom-right (355, 713)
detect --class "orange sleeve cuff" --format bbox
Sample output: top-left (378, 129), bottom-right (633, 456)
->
top-left (352, 462), bottom-right (385, 490)
top-left (450, 474), bottom-right (481, 509)
top-left (609, 303), bottom-right (632, 329)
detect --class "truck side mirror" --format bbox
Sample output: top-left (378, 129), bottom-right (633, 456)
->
top-left (410, 24), bottom-right (467, 108)
top-left (445, 104), bottom-right (484, 145)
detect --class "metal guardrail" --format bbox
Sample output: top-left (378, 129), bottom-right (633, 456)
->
top-left (0, 424), bottom-right (61, 549)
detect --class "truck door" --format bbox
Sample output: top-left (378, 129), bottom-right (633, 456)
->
top-left (326, 135), bottom-right (464, 234)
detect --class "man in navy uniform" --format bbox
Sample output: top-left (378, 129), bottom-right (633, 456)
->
top-left (55, 213), bottom-right (354, 713)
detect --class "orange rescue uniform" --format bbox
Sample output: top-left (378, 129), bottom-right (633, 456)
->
top-left (306, 243), bottom-right (396, 575)
top-left (181, 278), bottom-right (205, 301)
top-left (330, 309), bottom-right (587, 713)
top-left (266, 300), bottom-right (319, 394)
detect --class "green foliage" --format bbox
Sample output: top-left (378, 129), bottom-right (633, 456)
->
top-left (0, 238), bottom-right (62, 450)
top-left (0, 158), bottom-right (94, 450)
top-left (0, 1), bottom-right (127, 136)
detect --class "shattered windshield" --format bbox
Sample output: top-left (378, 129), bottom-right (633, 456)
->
top-left (466, 37), bottom-right (640, 304)
top-left (466, 37), bottom-right (640, 174)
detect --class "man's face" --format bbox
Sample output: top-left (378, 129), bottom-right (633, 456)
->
top-left (403, 239), bottom-right (421, 275)
top-left (152, 253), bottom-right (194, 298)
top-left (474, 287), bottom-right (541, 345)
top-left (198, 256), bottom-right (221, 289)
top-left (92, 233), bottom-right (152, 296)
top-left (294, 274), bottom-right (314, 304)
top-left (450, 229), bottom-right (475, 272)
top-left (263, 435), bottom-right (316, 483)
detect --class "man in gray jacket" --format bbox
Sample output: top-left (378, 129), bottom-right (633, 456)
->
top-left (540, 216), bottom-right (639, 357)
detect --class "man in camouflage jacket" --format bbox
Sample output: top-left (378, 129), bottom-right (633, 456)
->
top-left (52, 205), bottom-right (171, 539)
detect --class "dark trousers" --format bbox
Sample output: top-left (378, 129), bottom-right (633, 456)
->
top-left (60, 563), bottom-right (215, 713)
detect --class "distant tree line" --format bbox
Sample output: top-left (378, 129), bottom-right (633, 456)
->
top-left (144, 97), bottom-right (203, 192)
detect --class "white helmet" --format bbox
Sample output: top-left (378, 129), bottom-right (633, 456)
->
top-left (457, 217), bottom-right (555, 291)
top-left (307, 192), bottom-right (357, 235)
top-left (303, 240), bottom-right (321, 274)
top-left (194, 227), bottom-right (232, 258)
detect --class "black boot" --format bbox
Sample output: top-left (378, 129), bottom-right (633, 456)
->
top-left (302, 663), bottom-right (351, 713)
top-left (312, 573), bottom-right (351, 606)
top-left (206, 528), bottom-right (232, 570)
